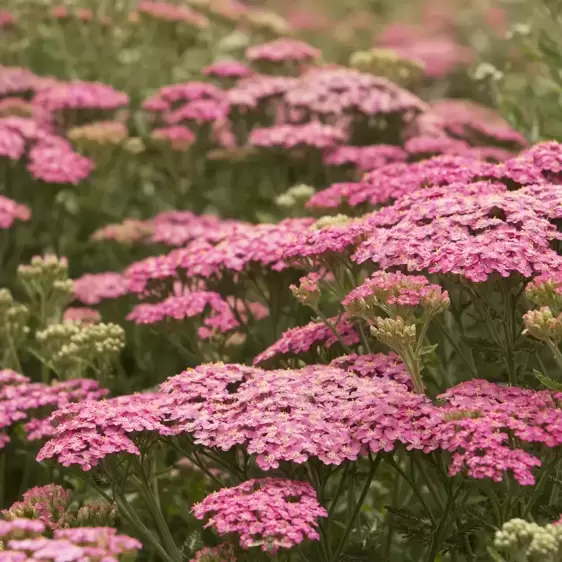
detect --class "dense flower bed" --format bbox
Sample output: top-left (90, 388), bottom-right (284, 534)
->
top-left (0, 1), bottom-right (560, 561)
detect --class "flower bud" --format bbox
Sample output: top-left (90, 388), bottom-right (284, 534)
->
top-left (523, 307), bottom-right (562, 343)
top-left (370, 316), bottom-right (417, 351)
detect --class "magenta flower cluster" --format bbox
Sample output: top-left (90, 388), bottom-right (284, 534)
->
top-left (192, 478), bottom-right (327, 551)
top-left (246, 38), bottom-right (321, 63)
top-left (127, 290), bottom-right (268, 339)
top-left (0, 519), bottom-right (140, 561)
top-left (0, 369), bottom-right (108, 447)
top-left (0, 195), bottom-right (31, 229)
top-left (36, 392), bottom-right (172, 470)
top-left (253, 314), bottom-right (360, 365)
top-left (249, 122), bottom-right (346, 150)
top-left (342, 270), bottom-right (450, 311)
top-left (0, 116), bottom-right (94, 183)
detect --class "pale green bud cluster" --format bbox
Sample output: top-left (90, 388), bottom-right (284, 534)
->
top-left (350, 48), bottom-right (425, 86)
top-left (36, 321), bottom-right (125, 377)
top-left (370, 316), bottom-right (417, 351)
top-left (276, 184), bottom-right (315, 208)
top-left (0, 289), bottom-right (30, 362)
top-left (522, 307), bottom-right (562, 344)
top-left (312, 214), bottom-right (353, 230)
top-left (493, 518), bottom-right (562, 562)
top-left (17, 255), bottom-right (73, 325)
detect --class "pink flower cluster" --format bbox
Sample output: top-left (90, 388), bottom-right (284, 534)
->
top-left (0, 370), bottom-right (108, 447)
top-left (342, 270), bottom-right (449, 312)
top-left (193, 478), bottom-right (327, 551)
top-left (306, 154), bottom-right (487, 209)
top-left (307, 140), bottom-right (562, 210)
top-left (353, 181), bottom-right (562, 282)
top-left (329, 352), bottom-right (411, 386)
top-left (246, 38), bottom-right (321, 63)
top-left (227, 75), bottom-right (298, 110)
top-left (283, 67), bottom-right (427, 117)
top-left (0, 116), bottom-right (94, 183)
top-left (249, 122), bottom-right (346, 150)
top-left (0, 519), bottom-right (141, 561)
top-left (324, 144), bottom-right (407, 172)
top-left (253, 315), bottom-right (360, 365)
top-left (161, 362), bottom-right (431, 467)
top-left (431, 380), bottom-right (562, 485)
top-left (143, 82), bottom-right (224, 114)
top-left (0, 67), bottom-right (43, 98)
top-left (428, 99), bottom-right (527, 148)
top-left (124, 218), bottom-right (314, 292)
top-left (376, 22), bottom-right (473, 78)
top-left (127, 290), bottom-right (267, 340)
top-left (72, 272), bottom-right (130, 305)
top-left (32, 81), bottom-right (129, 114)
top-left (150, 210), bottom-right (242, 246)
top-left (151, 125), bottom-right (196, 150)
top-left (36, 393), bottom-right (173, 470)
top-left (0, 195), bottom-right (31, 229)
top-left (203, 60), bottom-right (253, 79)
top-left (137, 0), bottom-right (209, 27)
top-left (0, 10), bottom-right (15, 28)
top-left (164, 98), bottom-right (228, 126)
top-left (63, 307), bottom-right (102, 324)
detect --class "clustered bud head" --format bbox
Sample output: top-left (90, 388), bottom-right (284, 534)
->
top-left (522, 307), bottom-right (562, 344)
top-left (312, 214), bottom-right (353, 230)
top-left (67, 121), bottom-right (128, 148)
top-left (350, 48), bottom-right (425, 86)
top-left (0, 519), bottom-right (141, 561)
top-left (526, 271), bottom-right (562, 314)
top-left (0, 289), bottom-right (30, 359)
top-left (290, 272), bottom-right (321, 308)
top-left (275, 184), bottom-right (315, 208)
top-left (494, 518), bottom-right (562, 561)
top-left (17, 255), bottom-right (72, 324)
top-left (36, 322), bottom-right (125, 377)
top-left (370, 316), bottom-right (417, 352)
top-left (192, 478), bottom-right (327, 552)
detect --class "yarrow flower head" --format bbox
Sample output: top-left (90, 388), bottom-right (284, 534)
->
top-left (161, 362), bottom-right (432, 468)
top-left (249, 122), bottom-right (347, 151)
top-left (0, 372), bottom-right (108, 448)
top-left (0, 521), bottom-right (141, 561)
top-left (63, 307), bottom-right (101, 324)
top-left (36, 392), bottom-right (173, 470)
top-left (192, 479), bottom-right (327, 552)
top-left (352, 181), bottom-right (562, 282)
top-left (323, 144), bottom-right (407, 172)
top-left (343, 270), bottom-right (450, 320)
top-left (253, 314), bottom-right (360, 366)
top-left (427, 380), bottom-right (562, 485)
top-left (72, 272), bottom-right (130, 305)
top-left (0, 196), bottom-right (30, 229)
top-left (246, 38), bottom-right (321, 64)
top-left (203, 60), bottom-right (253, 79)
top-left (137, 0), bottom-right (209, 28)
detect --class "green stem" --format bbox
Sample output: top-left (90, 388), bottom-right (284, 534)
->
top-left (137, 468), bottom-right (182, 562)
top-left (330, 455), bottom-right (381, 562)
top-left (425, 487), bottom-right (461, 562)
